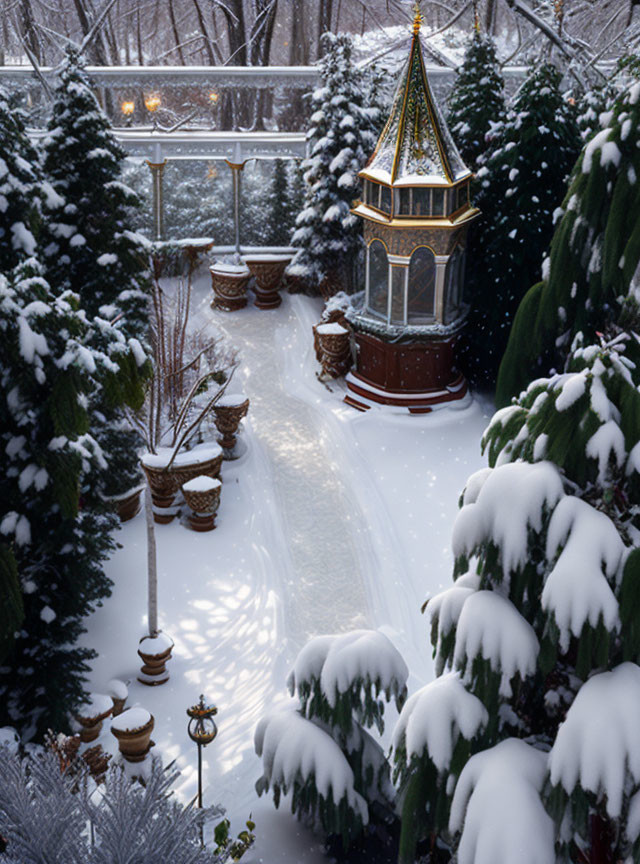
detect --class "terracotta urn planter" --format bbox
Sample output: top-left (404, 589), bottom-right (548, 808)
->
top-left (107, 678), bottom-right (129, 717)
top-left (76, 693), bottom-right (113, 743)
top-left (243, 254), bottom-right (292, 309)
top-left (182, 475), bottom-right (222, 531)
top-left (141, 443), bottom-right (223, 523)
top-left (137, 632), bottom-right (174, 686)
top-left (110, 708), bottom-right (155, 763)
top-left (213, 394), bottom-right (250, 453)
top-left (315, 322), bottom-right (352, 378)
top-left (210, 264), bottom-right (251, 311)
top-left (113, 484), bottom-right (145, 523)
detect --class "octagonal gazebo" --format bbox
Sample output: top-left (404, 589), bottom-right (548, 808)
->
top-left (345, 10), bottom-right (480, 413)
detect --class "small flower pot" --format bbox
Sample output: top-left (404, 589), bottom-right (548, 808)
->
top-left (114, 485), bottom-right (144, 522)
top-left (213, 394), bottom-right (250, 453)
top-left (140, 458), bottom-right (180, 524)
top-left (169, 443), bottom-right (224, 489)
top-left (137, 632), bottom-right (174, 686)
top-left (107, 679), bottom-right (129, 717)
top-left (182, 475), bottom-right (222, 532)
top-left (244, 255), bottom-right (292, 309)
top-left (76, 694), bottom-right (113, 743)
top-left (141, 444), bottom-right (223, 524)
top-left (210, 265), bottom-right (251, 312)
top-left (110, 708), bottom-right (155, 763)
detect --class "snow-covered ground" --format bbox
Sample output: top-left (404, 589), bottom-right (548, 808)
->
top-left (81, 268), bottom-right (492, 862)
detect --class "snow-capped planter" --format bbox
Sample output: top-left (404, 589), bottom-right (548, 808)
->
top-left (110, 707), bottom-right (155, 763)
top-left (0, 727), bottom-right (19, 754)
top-left (141, 443), bottom-right (224, 523)
top-left (75, 693), bottom-right (113, 743)
top-left (243, 254), bottom-right (292, 309)
top-left (107, 679), bottom-right (129, 716)
top-left (182, 475), bottom-right (222, 532)
top-left (107, 484), bottom-right (145, 523)
top-left (315, 321), bottom-right (352, 379)
top-left (210, 263), bottom-right (251, 312)
top-left (137, 632), bottom-right (174, 686)
top-left (213, 394), bottom-right (250, 454)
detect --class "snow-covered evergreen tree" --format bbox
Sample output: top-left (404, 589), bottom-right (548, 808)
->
top-left (497, 78), bottom-right (640, 406)
top-left (0, 257), bottom-right (147, 738)
top-left (463, 63), bottom-right (580, 387)
top-left (255, 630), bottom-right (407, 853)
top-left (0, 87), bottom-right (40, 273)
top-left (264, 159), bottom-right (293, 246)
top-left (395, 331), bottom-right (640, 864)
top-left (447, 29), bottom-right (506, 171)
top-left (288, 33), bottom-right (382, 295)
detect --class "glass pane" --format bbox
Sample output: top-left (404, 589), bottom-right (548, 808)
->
top-left (368, 240), bottom-right (389, 318)
top-left (408, 246), bottom-right (436, 321)
top-left (445, 248), bottom-right (461, 323)
top-left (390, 267), bottom-right (406, 324)
top-left (380, 185), bottom-right (392, 214)
top-left (365, 181), bottom-right (375, 206)
top-left (432, 188), bottom-right (445, 216)
top-left (162, 160), bottom-right (234, 244)
top-left (399, 188), bottom-right (411, 215)
top-left (413, 187), bottom-right (430, 216)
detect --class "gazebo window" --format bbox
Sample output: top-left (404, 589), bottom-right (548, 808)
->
top-left (365, 181), bottom-right (379, 208)
top-left (390, 267), bottom-right (406, 324)
top-left (399, 188), bottom-right (411, 215)
top-left (413, 187), bottom-right (430, 216)
top-left (408, 247), bottom-right (436, 321)
top-left (367, 240), bottom-right (389, 318)
top-left (380, 185), bottom-right (392, 214)
top-left (444, 246), bottom-right (466, 323)
top-left (432, 188), bottom-right (445, 216)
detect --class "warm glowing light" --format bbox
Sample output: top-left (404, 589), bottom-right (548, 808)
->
top-left (206, 163), bottom-right (218, 180)
top-left (121, 100), bottom-right (135, 116)
top-left (144, 94), bottom-right (161, 113)
top-left (209, 90), bottom-right (219, 104)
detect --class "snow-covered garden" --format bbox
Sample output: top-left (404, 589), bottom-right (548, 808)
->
top-left (3, 2), bottom-right (640, 864)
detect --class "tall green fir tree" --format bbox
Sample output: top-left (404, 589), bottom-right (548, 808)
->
top-left (265, 159), bottom-right (294, 246)
top-left (41, 50), bottom-right (150, 498)
top-left (497, 77), bottom-right (640, 405)
top-left (0, 87), bottom-right (40, 273)
top-left (447, 29), bottom-right (506, 171)
top-left (288, 33), bottom-right (382, 295)
top-left (392, 328), bottom-right (640, 864)
top-left (463, 63), bottom-right (581, 387)
top-left (0, 254), bottom-right (147, 738)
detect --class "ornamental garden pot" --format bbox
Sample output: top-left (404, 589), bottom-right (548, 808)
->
top-left (75, 693), bottom-right (113, 743)
top-left (110, 708), bottom-right (155, 763)
top-left (107, 679), bottom-right (128, 717)
top-left (141, 443), bottom-right (223, 524)
top-left (213, 394), bottom-right (250, 453)
top-left (113, 484), bottom-right (145, 523)
top-left (210, 264), bottom-right (251, 311)
top-left (315, 322), bottom-right (352, 379)
top-left (137, 632), bottom-right (174, 686)
top-left (182, 475), bottom-right (222, 531)
top-left (243, 254), bottom-right (292, 309)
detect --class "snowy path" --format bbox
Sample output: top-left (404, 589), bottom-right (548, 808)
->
top-left (82, 272), bottom-right (491, 862)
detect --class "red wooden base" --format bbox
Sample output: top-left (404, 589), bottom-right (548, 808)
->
top-left (345, 331), bottom-right (468, 413)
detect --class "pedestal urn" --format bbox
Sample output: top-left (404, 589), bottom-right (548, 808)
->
top-left (210, 263), bottom-right (251, 312)
top-left (243, 254), bottom-right (292, 309)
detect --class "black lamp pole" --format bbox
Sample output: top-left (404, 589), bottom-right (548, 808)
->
top-left (187, 695), bottom-right (218, 833)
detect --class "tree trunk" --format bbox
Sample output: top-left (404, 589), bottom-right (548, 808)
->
top-left (168, 0), bottom-right (185, 64)
top-left (145, 484), bottom-right (158, 637)
top-left (485, 0), bottom-right (497, 34)
top-left (192, 0), bottom-right (216, 65)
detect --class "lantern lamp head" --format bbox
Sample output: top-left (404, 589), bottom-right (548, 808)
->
top-left (209, 91), bottom-right (220, 105)
top-left (412, 1), bottom-right (423, 34)
top-left (145, 94), bottom-right (161, 113)
top-left (121, 100), bottom-right (135, 117)
top-left (187, 695), bottom-right (218, 746)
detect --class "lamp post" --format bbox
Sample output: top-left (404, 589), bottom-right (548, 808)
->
top-left (146, 142), bottom-right (166, 242)
top-left (187, 695), bottom-right (218, 810)
top-left (224, 142), bottom-right (249, 255)
top-left (121, 100), bottom-right (135, 127)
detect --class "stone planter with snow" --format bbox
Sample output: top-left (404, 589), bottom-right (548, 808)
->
top-left (137, 632), bottom-right (174, 686)
top-left (210, 263), bottom-right (251, 312)
top-left (75, 693), bottom-right (113, 743)
top-left (112, 484), bottom-right (145, 523)
top-left (110, 708), bottom-right (155, 763)
top-left (243, 254), bottom-right (292, 309)
top-left (107, 679), bottom-right (129, 716)
top-left (141, 443), bottom-right (224, 524)
top-left (182, 475), bottom-right (222, 532)
top-left (213, 394), bottom-right (250, 453)
top-left (315, 321), bottom-right (352, 378)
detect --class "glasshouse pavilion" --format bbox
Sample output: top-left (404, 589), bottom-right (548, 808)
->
top-left (345, 10), bottom-right (480, 413)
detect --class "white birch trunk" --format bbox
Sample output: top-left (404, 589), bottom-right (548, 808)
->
top-left (145, 483), bottom-right (158, 636)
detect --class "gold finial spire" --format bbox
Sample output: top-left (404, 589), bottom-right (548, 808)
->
top-left (412, 1), bottom-right (423, 35)
top-left (473, 0), bottom-right (481, 32)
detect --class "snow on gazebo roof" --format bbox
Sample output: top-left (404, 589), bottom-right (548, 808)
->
top-left (360, 5), bottom-right (471, 189)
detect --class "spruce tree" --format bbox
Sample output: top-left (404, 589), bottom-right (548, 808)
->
top-left (447, 29), bottom-right (506, 171)
top-left (497, 78), bottom-right (640, 406)
top-left (0, 87), bottom-right (40, 273)
top-left (264, 159), bottom-right (293, 246)
top-left (255, 630), bottom-right (407, 853)
top-left (0, 257), bottom-right (147, 738)
top-left (395, 330), bottom-right (640, 864)
top-left (288, 33), bottom-right (382, 295)
top-left (40, 50), bottom-right (149, 499)
top-left (463, 63), bottom-right (580, 387)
